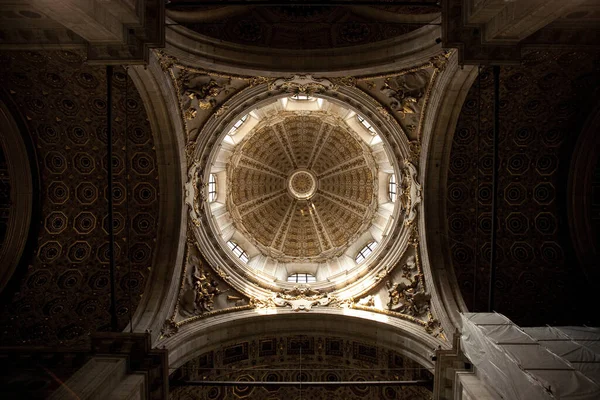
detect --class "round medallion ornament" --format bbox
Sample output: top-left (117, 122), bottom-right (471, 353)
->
top-left (287, 169), bottom-right (317, 200)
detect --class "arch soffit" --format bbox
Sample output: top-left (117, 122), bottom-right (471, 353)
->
top-left (163, 309), bottom-right (444, 372)
top-left (418, 51), bottom-right (478, 334)
top-left (164, 18), bottom-right (442, 77)
top-left (568, 103), bottom-right (600, 284)
top-left (0, 99), bottom-right (35, 294)
top-left (127, 53), bottom-right (188, 345)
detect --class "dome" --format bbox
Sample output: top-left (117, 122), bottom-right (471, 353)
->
top-left (227, 112), bottom-right (378, 263)
top-left (202, 94), bottom-right (403, 288)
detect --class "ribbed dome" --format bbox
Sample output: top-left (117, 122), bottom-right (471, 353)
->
top-left (227, 112), bottom-right (378, 262)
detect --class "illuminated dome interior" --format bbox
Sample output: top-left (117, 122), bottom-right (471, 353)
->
top-left (207, 96), bottom-right (399, 284)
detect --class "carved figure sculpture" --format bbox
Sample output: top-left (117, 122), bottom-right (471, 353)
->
top-left (185, 79), bottom-right (222, 109)
top-left (386, 256), bottom-right (430, 316)
top-left (381, 78), bottom-right (422, 115)
top-left (193, 269), bottom-right (221, 313)
top-left (184, 162), bottom-right (204, 226)
top-left (357, 295), bottom-right (375, 307)
top-left (402, 160), bottom-right (422, 225)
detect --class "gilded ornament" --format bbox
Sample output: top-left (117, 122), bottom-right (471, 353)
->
top-left (377, 106), bottom-right (393, 121)
top-left (192, 268), bottom-right (221, 314)
top-left (382, 78), bottom-right (422, 116)
top-left (386, 256), bottom-right (430, 317)
top-left (375, 269), bottom-right (389, 282)
top-left (155, 50), bottom-right (178, 71)
top-left (269, 74), bottom-right (338, 94)
top-left (424, 317), bottom-right (443, 338)
top-left (249, 76), bottom-right (272, 87)
top-left (408, 141), bottom-right (421, 162)
top-left (328, 297), bottom-right (354, 309)
top-left (184, 78), bottom-right (224, 109)
top-left (184, 107), bottom-right (197, 120)
top-left (213, 105), bottom-right (229, 117)
top-left (160, 318), bottom-right (179, 339)
top-left (357, 295), bottom-right (375, 307)
top-left (401, 160), bottom-right (422, 226)
top-left (215, 267), bottom-right (229, 281)
top-left (184, 161), bottom-right (205, 224)
top-left (429, 51), bottom-right (451, 72)
top-left (273, 288), bottom-right (334, 311)
top-left (249, 296), bottom-right (275, 309)
top-left (249, 286), bottom-right (339, 311)
top-left (408, 225), bottom-right (420, 247)
top-left (416, 68), bottom-right (437, 141)
top-left (333, 76), bottom-right (357, 87)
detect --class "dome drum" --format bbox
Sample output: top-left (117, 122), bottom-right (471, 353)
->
top-left (188, 82), bottom-right (414, 300)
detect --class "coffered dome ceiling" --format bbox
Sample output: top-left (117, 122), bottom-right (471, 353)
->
top-left (198, 94), bottom-right (403, 289)
top-left (227, 113), bottom-right (377, 263)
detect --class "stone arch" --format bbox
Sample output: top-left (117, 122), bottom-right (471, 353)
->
top-left (127, 52), bottom-right (188, 345)
top-left (162, 309), bottom-right (444, 371)
top-left (165, 18), bottom-right (442, 77)
top-left (568, 103), bottom-right (600, 286)
top-left (418, 52), bottom-right (478, 333)
top-left (0, 98), bottom-right (38, 295)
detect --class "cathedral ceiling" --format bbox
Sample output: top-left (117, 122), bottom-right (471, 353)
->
top-left (166, 3), bottom-right (439, 50)
top-left (0, 50), bottom-right (159, 346)
top-left (229, 113), bottom-right (377, 261)
top-left (448, 49), bottom-right (600, 326)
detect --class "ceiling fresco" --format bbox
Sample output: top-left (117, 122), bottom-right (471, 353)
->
top-left (447, 49), bottom-right (600, 326)
top-left (0, 50), bottom-right (160, 346)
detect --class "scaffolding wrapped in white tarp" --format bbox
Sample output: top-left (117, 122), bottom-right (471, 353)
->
top-left (523, 326), bottom-right (600, 386)
top-left (461, 313), bottom-right (600, 400)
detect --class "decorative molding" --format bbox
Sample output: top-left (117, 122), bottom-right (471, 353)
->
top-left (402, 160), bottom-right (423, 226)
top-left (269, 74), bottom-right (338, 94)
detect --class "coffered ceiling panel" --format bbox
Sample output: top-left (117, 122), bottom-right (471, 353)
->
top-left (229, 114), bottom-right (377, 262)
top-left (447, 49), bottom-right (600, 326)
top-left (0, 50), bottom-right (160, 346)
